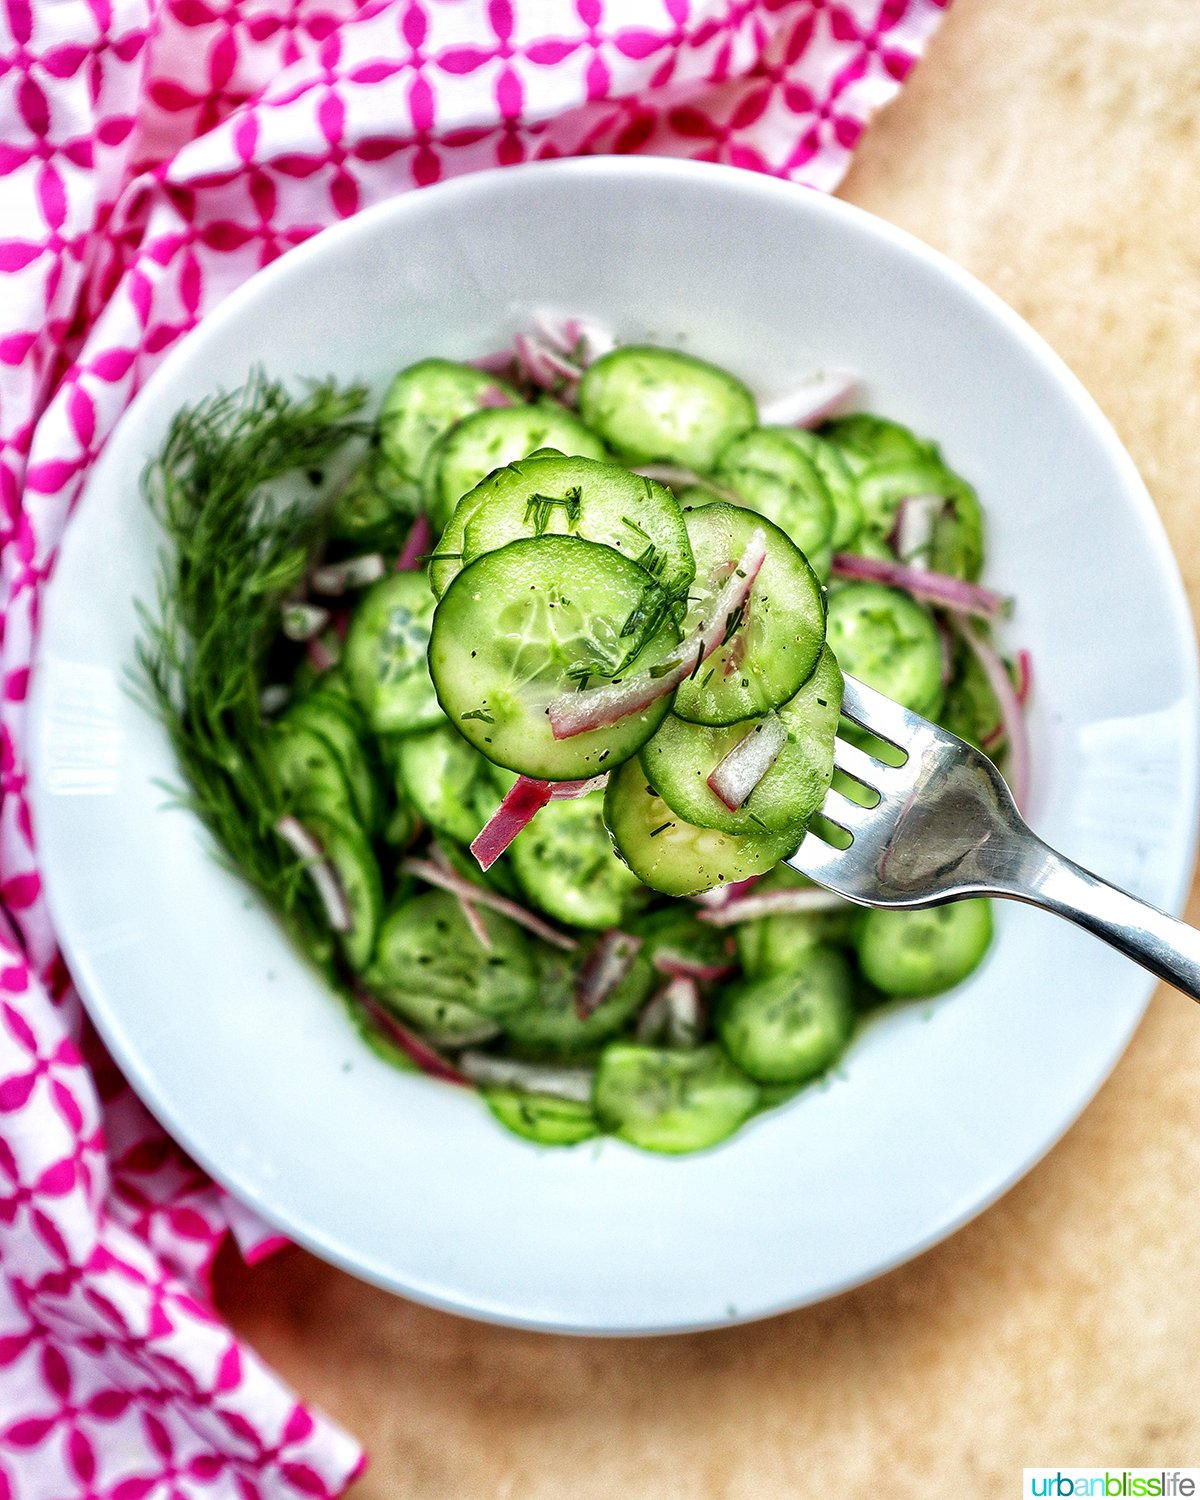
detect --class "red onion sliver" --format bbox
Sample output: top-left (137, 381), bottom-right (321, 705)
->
top-left (1015, 649), bottom-right (1034, 707)
top-left (758, 369), bottom-right (858, 429)
top-left (478, 384), bottom-right (515, 409)
top-left (458, 1051), bottom-right (595, 1103)
top-left (281, 602), bottom-right (330, 641)
top-left (576, 930), bottom-right (643, 1018)
top-left (310, 553), bottom-right (386, 594)
top-left (830, 552), bottom-right (1011, 620)
top-left (697, 887), bottom-right (849, 927)
top-left (357, 992), bottom-right (470, 1085)
top-left (955, 620), bottom-right (1031, 811)
top-left (891, 494), bottom-right (943, 563)
top-left (400, 856), bottom-right (576, 951)
top-left (549, 773), bottom-right (608, 800)
top-left (707, 714), bottom-right (788, 811)
top-left (306, 633), bottom-right (339, 674)
top-left (429, 845), bottom-right (493, 950)
top-left (274, 816), bottom-right (353, 933)
top-left (636, 976), bottom-right (703, 1046)
top-left (548, 529), bottom-right (767, 740)
top-left (395, 512), bottom-right (432, 572)
top-left (470, 776), bottom-right (554, 870)
top-left (652, 953), bottom-right (738, 983)
top-left (693, 875), bottom-right (761, 909)
top-left (469, 350), bottom-right (516, 375)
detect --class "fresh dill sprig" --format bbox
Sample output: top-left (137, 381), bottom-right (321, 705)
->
top-left (131, 371), bottom-right (368, 972)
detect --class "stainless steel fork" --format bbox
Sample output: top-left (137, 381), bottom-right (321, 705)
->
top-left (787, 674), bottom-right (1200, 1002)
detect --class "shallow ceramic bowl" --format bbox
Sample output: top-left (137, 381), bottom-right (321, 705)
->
top-left (29, 158), bottom-right (1199, 1333)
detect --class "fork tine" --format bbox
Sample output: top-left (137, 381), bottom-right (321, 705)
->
top-left (817, 785), bottom-right (876, 835)
top-left (832, 735), bottom-right (900, 795)
top-left (839, 674), bottom-right (921, 749)
top-left (787, 828), bottom-right (857, 888)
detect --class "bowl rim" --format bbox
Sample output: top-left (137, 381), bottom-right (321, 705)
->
top-left (30, 155), bottom-right (1200, 1334)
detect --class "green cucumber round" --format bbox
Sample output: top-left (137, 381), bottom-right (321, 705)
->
top-left (507, 791), bottom-right (646, 930)
top-left (717, 945), bottom-right (855, 1084)
top-left (593, 1043), bottom-right (760, 1154)
top-left (713, 426), bottom-right (835, 571)
top-left (856, 900), bottom-right (994, 998)
top-left (343, 571), bottom-right (443, 733)
top-left (825, 581), bottom-right (944, 718)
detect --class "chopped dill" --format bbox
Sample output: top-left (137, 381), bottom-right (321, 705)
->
top-left (460, 708), bottom-right (495, 724)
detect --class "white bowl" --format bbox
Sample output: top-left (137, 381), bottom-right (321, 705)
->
top-left (30, 158), bottom-right (1199, 1334)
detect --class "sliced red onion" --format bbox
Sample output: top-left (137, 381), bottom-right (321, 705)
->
top-left (457, 1051), bottom-right (595, 1103)
top-left (706, 714), bottom-right (788, 811)
top-left (306, 631), bottom-right (340, 674)
top-left (400, 856), bottom-right (576, 951)
top-left (693, 874), bottom-right (761, 909)
top-left (890, 494), bottom-right (943, 564)
top-left (758, 368), bottom-right (858, 429)
top-left (697, 887), bottom-right (849, 927)
top-left (395, 512), bottom-right (433, 572)
top-left (830, 553), bottom-right (1012, 620)
top-left (549, 773), bottom-right (608, 799)
top-left (981, 723), bottom-right (1006, 753)
top-left (281, 602), bottom-right (330, 641)
top-left (652, 953), bottom-right (737, 983)
top-left (429, 845), bottom-right (493, 951)
top-left (357, 992), bottom-right (470, 1085)
top-left (533, 313), bottom-right (617, 364)
top-left (576, 930), bottom-right (643, 1018)
top-left (260, 684), bottom-right (291, 716)
top-left (513, 332), bottom-right (584, 391)
top-left (1014, 649), bottom-right (1034, 707)
top-left (274, 816), bottom-right (352, 933)
top-left (955, 620), bottom-right (1031, 811)
top-left (310, 553), bottom-right (386, 595)
top-left (478, 384), bottom-right (515, 409)
top-left (636, 976), bottom-right (704, 1046)
top-left (468, 349), bottom-right (517, 375)
top-left (470, 776), bottom-right (554, 870)
top-left (548, 529), bottom-right (767, 740)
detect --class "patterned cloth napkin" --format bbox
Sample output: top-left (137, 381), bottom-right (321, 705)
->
top-left (0, 1), bottom-right (949, 1494)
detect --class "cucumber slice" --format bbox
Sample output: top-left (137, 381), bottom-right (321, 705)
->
top-left (854, 458), bottom-right (957, 538)
top-left (442, 453), bottom-right (693, 598)
top-left (284, 692), bottom-right (380, 833)
top-left (820, 414), bottom-right (935, 475)
top-left (378, 359), bottom-right (521, 482)
top-left (423, 403), bottom-right (607, 532)
top-left (629, 905), bottom-right (733, 975)
top-left (672, 503), bottom-right (826, 727)
top-left (768, 428), bottom-right (863, 550)
top-left (483, 1089), bottom-right (600, 1146)
top-left (713, 427), bottom-right (835, 572)
top-left (825, 581), bottom-right (944, 718)
top-left (932, 477), bottom-right (984, 582)
top-left (269, 721), bottom-right (356, 825)
top-left (593, 1043), bottom-right (759, 1154)
top-left (365, 890), bottom-right (537, 1019)
top-left (376, 989), bottom-right (499, 1049)
top-left (328, 450), bottom-right (417, 545)
top-left (394, 724), bottom-right (490, 846)
top-left (856, 899), bottom-right (993, 998)
top-left (640, 644), bottom-right (842, 837)
top-left (343, 571), bottom-right (443, 734)
top-left (507, 791), bottom-right (646, 931)
top-left (428, 535), bottom-right (680, 780)
top-left (717, 945), bottom-right (855, 1084)
top-left (734, 870), bottom-right (859, 978)
top-left (301, 812), bottom-right (382, 974)
top-left (940, 637), bottom-right (1004, 751)
top-left (500, 946), bottom-right (655, 1055)
top-left (579, 346), bottom-right (757, 472)
top-left (603, 756), bottom-right (797, 898)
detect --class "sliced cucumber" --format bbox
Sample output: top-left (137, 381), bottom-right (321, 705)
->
top-left (717, 945), bottom-right (855, 1084)
top-left (856, 900), bottom-right (993, 998)
top-left (603, 756), bottom-right (796, 898)
top-left (713, 427), bottom-right (835, 573)
top-left (579, 346), bottom-right (757, 472)
top-left (734, 869), bottom-right (858, 978)
top-left (428, 535), bottom-right (680, 780)
top-left (768, 428), bottom-right (863, 550)
top-left (366, 890), bottom-right (537, 1019)
top-left (423, 403), bottom-right (607, 532)
top-left (377, 359), bottom-right (521, 482)
top-left (327, 449), bottom-right (417, 546)
top-left (640, 644), bottom-right (842, 837)
top-left (394, 724), bottom-right (490, 846)
top-left (508, 791), bottom-right (646, 931)
top-left (301, 812), bottom-right (382, 973)
top-left (593, 1043), bottom-right (759, 1154)
top-left (932, 477), bottom-right (984, 582)
top-left (629, 905), bottom-right (733, 976)
top-left (483, 1089), bottom-right (600, 1146)
top-left (672, 503), bottom-right (826, 727)
top-left (500, 946), bottom-right (655, 1055)
top-left (269, 721), bottom-right (356, 825)
top-left (940, 637), bottom-right (1004, 751)
top-left (825, 581), bottom-right (945, 718)
top-left (343, 571), bottom-right (443, 734)
top-left (820, 413), bottom-right (935, 475)
top-left (441, 452), bottom-right (694, 597)
top-left (375, 989), bottom-right (500, 1049)
top-left (284, 692), bottom-right (380, 833)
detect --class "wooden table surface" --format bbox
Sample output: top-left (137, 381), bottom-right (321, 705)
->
top-left (213, 2), bottom-right (1200, 1491)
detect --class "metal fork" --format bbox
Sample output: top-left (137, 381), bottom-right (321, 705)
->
top-left (787, 674), bottom-right (1200, 1002)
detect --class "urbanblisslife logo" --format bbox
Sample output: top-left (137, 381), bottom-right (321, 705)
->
top-left (1024, 1473), bottom-right (1199, 1498)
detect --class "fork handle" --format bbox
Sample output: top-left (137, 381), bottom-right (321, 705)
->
top-left (1020, 841), bottom-right (1200, 1002)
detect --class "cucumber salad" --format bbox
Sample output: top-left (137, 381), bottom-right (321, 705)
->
top-left (138, 321), bottom-right (1030, 1155)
